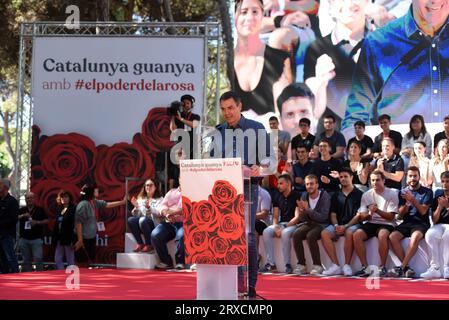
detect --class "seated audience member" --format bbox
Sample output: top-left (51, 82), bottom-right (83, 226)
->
top-left (151, 182), bottom-right (185, 270)
top-left (255, 183), bottom-right (272, 264)
top-left (353, 171), bottom-right (398, 277)
top-left (421, 171), bottom-right (449, 279)
top-left (18, 192), bottom-right (49, 272)
top-left (269, 116), bottom-right (291, 159)
top-left (74, 184), bottom-right (126, 267)
top-left (291, 117), bottom-right (315, 161)
top-left (311, 138), bottom-right (341, 194)
top-left (128, 179), bottom-right (163, 253)
top-left (388, 167), bottom-right (432, 278)
top-left (266, 147), bottom-right (289, 200)
top-left (434, 115), bottom-right (449, 154)
top-left (372, 115), bottom-right (403, 158)
top-left (292, 175), bottom-right (331, 275)
top-left (430, 139), bottom-right (449, 191)
top-left (278, 83), bottom-right (323, 139)
top-left (400, 115), bottom-right (432, 172)
top-left (261, 175), bottom-right (301, 274)
top-left (343, 140), bottom-right (369, 192)
top-left (321, 168), bottom-right (364, 276)
top-left (53, 190), bottom-right (76, 270)
top-left (312, 115), bottom-right (346, 160)
top-left (373, 138), bottom-right (404, 190)
top-left (292, 142), bottom-right (315, 192)
top-left (347, 121), bottom-right (374, 161)
top-left (409, 141), bottom-right (432, 188)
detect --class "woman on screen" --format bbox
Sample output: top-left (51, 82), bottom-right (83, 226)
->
top-left (234, 0), bottom-right (293, 129)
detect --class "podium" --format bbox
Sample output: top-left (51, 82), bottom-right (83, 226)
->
top-left (180, 158), bottom-right (250, 300)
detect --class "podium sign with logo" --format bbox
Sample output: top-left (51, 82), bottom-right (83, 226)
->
top-left (180, 158), bottom-right (246, 300)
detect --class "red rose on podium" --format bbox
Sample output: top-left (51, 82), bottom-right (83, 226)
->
top-left (209, 180), bottom-right (237, 209)
top-left (233, 194), bottom-right (245, 219)
top-left (217, 213), bottom-right (244, 241)
top-left (191, 250), bottom-right (217, 264)
top-left (209, 237), bottom-right (231, 259)
top-left (225, 245), bottom-right (247, 265)
top-left (182, 196), bottom-right (193, 225)
top-left (192, 200), bottom-right (219, 232)
top-left (184, 225), bottom-right (209, 254)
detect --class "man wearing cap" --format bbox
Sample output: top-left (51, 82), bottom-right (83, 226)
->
top-left (170, 94), bottom-right (201, 159)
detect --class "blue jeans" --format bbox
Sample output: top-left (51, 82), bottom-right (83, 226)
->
top-left (239, 178), bottom-right (259, 291)
top-left (151, 222), bottom-right (184, 266)
top-left (128, 216), bottom-right (155, 245)
top-left (19, 238), bottom-right (44, 272)
top-left (0, 235), bottom-right (19, 273)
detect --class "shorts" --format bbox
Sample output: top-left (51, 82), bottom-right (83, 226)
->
top-left (255, 220), bottom-right (268, 235)
top-left (394, 222), bottom-right (429, 238)
top-left (323, 224), bottom-right (361, 240)
top-left (359, 223), bottom-right (395, 239)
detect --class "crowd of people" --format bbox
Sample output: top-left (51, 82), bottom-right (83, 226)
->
top-left (256, 112), bottom-right (449, 280)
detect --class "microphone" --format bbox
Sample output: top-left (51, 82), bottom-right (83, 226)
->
top-left (370, 36), bottom-right (431, 124)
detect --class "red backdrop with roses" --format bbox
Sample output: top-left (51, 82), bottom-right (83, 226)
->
top-left (31, 108), bottom-right (174, 264)
top-left (183, 180), bottom-right (247, 265)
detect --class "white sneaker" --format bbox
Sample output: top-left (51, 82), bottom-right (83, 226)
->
top-left (420, 266), bottom-right (441, 279)
top-left (310, 265), bottom-right (324, 275)
top-left (444, 267), bottom-right (449, 279)
top-left (323, 263), bottom-right (342, 276)
top-left (190, 263), bottom-right (197, 271)
top-left (293, 264), bottom-right (306, 275)
top-left (343, 264), bottom-right (353, 276)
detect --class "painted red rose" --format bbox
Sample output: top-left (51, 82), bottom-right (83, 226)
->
top-left (224, 245), bottom-right (247, 265)
top-left (217, 212), bottom-right (245, 241)
top-left (233, 194), bottom-right (245, 219)
top-left (32, 180), bottom-right (80, 227)
top-left (209, 180), bottom-right (238, 209)
top-left (189, 250), bottom-right (218, 265)
top-left (192, 200), bottom-right (219, 232)
top-left (209, 237), bottom-right (231, 259)
top-left (182, 196), bottom-right (192, 221)
top-left (139, 107), bottom-right (174, 153)
top-left (94, 142), bottom-right (154, 201)
top-left (39, 132), bottom-right (97, 184)
top-left (184, 225), bottom-right (209, 258)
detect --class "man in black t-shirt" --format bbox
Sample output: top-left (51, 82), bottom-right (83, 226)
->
top-left (372, 115), bottom-right (403, 157)
top-left (261, 175), bottom-right (301, 274)
top-left (0, 179), bottom-right (19, 274)
top-left (433, 115), bottom-right (449, 153)
top-left (169, 94), bottom-right (201, 159)
top-left (18, 192), bottom-right (48, 272)
top-left (291, 117), bottom-right (315, 161)
top-left (347, 121), bottom-right (374, 161)
top-left (311, 138), bottom-right (341, 194)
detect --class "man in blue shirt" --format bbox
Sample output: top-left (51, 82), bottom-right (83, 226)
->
top-left (388, 166), bottom-right (432, 278)
top-left (343, 1), bottom-right (449, 131)
top-left (213, 91), bottom-right (276, 298)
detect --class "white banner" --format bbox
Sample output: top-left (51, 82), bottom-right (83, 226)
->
top-left (32, 37), bottom-right (205, 145)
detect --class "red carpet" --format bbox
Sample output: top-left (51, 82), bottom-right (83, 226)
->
top-left (1, 268), bottom-right (448, 300)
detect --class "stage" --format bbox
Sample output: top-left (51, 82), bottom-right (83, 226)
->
top-left (1, 268), bottom-right (448, 300)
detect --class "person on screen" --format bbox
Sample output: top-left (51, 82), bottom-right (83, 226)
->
top-left (342, 0), bottom-right (449, 131)
top-left (304, 0), bottom-right (371, 133)
top-left (234, 0), bottom-right (293, 129)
